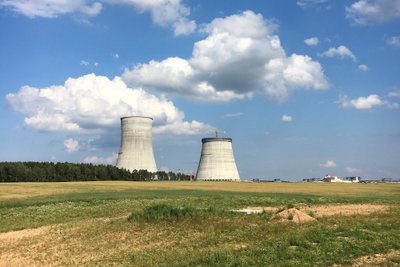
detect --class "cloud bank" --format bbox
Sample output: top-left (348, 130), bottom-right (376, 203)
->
top-left (123, 11), bottom-right (329, 102)
top-left (6, 73), bottom-right (211, 135)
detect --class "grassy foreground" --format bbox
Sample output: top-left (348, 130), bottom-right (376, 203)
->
top-left (1, 181), bottom-right (399, 266)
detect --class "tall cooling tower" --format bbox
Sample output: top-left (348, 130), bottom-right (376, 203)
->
top-left (196, 137), bottom-right (240, 181)
top-left (116, 116), bottom-right (157, 172)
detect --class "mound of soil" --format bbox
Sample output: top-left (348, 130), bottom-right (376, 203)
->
top-left (272, 208), bottom-right (315, 223)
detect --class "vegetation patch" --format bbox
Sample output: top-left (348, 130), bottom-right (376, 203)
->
top-left (128, 203), bottom-right (216, 223)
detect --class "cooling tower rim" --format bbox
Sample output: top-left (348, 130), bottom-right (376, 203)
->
top-left (120, 116), bottom-right (153, 120)
top-left (202, 137), bottom-right (232, 143)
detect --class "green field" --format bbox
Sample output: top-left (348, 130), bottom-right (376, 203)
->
top-left (1, 181), bottom-right (399, 266)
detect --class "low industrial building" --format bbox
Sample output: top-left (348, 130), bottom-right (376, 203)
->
top-left (323, 174), bottom-right (360, 183)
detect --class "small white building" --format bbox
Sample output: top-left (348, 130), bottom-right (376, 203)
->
top-left (323, 174), bottom-right (360, 183)
top-left (344, 176), bottom-right (361, 183)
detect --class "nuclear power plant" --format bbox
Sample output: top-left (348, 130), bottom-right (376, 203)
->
top-left (115, 116), bottom-right (240, 181)
top-left (195, 137), bottom-right (240, 181)
top-left (116, 116), bottom-right (157, 172)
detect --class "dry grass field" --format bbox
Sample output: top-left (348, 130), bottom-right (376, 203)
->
top-left (1, 181), bottom-right (399, 200)
top-left (1, 181), bottom-right (399, 266)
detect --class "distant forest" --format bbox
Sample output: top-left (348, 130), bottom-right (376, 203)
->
top-left (0, 162), bottom-right (192, 182)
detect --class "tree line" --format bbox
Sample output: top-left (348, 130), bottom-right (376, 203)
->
top-left (0, 162), bottom-right (193, 182)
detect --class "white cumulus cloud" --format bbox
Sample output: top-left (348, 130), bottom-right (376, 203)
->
top-left (387, 36), bottom-right (400, 47)
top-left (320, 45), bottom-right (356, 61)
top-left (339, 93), bottom-right (400, 110)
top-left (358, 64), bottom-right (368, 71)
top-left (223, 112), bottom-right (244, 118)
top-left (346, 166), bottom-right (362, 173)
top-left (339, 94), bottom-right (384, 110)
top-left (80, 60), bottom-right (99, 67)
top-left (80, 60), bottom-right (90, 66)
top-left (107, 0), bottom-right (196, 35)
top-left (281, 115), bottom-right (293, 122)
top-left (320, 160), bottom-right (336, 168)
top-left (304, 37), bottom-right (319, 46)
top-left (123, 11), bottom-right (328, 102)
top-left (346, 0), bottom-right (400, 24)
top-left (297, 0), bottom-right (329, 8)
top-left (84, 152), bottom-right (118, 165)
top-left (6, 73), bottom-right (212, 135)
top-left (64, 138), bottom-right (80, 153)
top-left (0, 0), bottom-right (102, 18)
top-left (0, 0), bottom-right (195, 35)
top-left (388, 90), bottom-right (400, 98)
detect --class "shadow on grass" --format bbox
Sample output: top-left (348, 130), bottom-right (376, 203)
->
top-left (128, 203), bottom-right (222, 223)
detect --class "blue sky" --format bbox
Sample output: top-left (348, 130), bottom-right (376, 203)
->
top-left (1, 0), bottom-right (399, 180)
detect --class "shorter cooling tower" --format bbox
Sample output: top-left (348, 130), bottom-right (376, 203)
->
top-left (196, 137), bottom-right (240, 181)
top-left (116, 116), bottom-right (157, 172)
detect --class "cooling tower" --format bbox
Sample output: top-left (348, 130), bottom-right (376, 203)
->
top-left (116, 116), bottom-right (157, 172)
top-left (196, 137), bottom-right (240, 181)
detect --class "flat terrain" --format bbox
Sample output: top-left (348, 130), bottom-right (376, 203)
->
top-left (2, 181), bottom-right (400, 200)
top-left (1, 181), bottom-right (399, 266)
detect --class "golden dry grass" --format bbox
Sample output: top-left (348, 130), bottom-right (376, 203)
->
top-left (0, 216), bottom-right (215, 266)
top-left (0, 181), bottom-right (399, 201)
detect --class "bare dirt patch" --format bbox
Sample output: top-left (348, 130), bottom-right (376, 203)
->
top-left (302, 204), bottom-right (389, 217)
top-left (272, 208), bottom-right (316, 223)
top-left (236, 204), bottom-right (390, 218)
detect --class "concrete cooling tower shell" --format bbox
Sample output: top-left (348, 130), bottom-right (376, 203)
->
top-left (196, 137), bottom-right (240, 181)
top-left (116, 116), bottom-right (157, 172)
